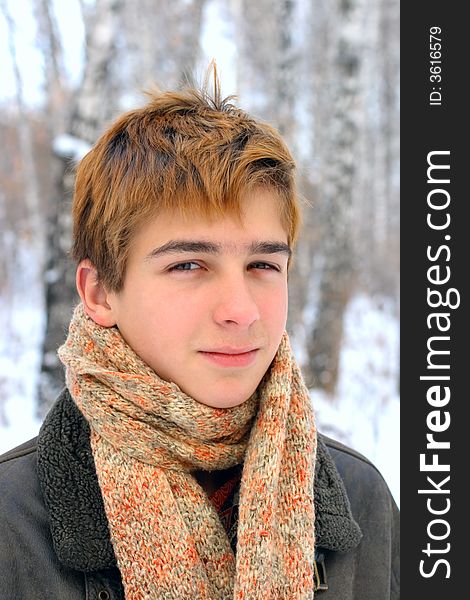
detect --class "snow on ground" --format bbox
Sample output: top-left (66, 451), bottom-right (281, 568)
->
top-left (0, 299), bottom-right (44, 454)
top-left (310, 294), bottom-right (400, 505)
top-left (0, 291), bottom-right (399, 506)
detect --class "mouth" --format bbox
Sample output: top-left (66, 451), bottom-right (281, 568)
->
top-left (199, 347), bottom-right (259, 368)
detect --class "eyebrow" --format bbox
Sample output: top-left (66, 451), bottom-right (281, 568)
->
top-left (144, 239), bottom-right (292, 260)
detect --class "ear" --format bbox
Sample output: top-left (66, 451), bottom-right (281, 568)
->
top-left (76, 259), bottom-right (117, 327)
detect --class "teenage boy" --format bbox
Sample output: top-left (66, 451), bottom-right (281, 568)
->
top-left (0, 79), bottom-right (399, 599)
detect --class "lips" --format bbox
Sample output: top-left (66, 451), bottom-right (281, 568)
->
top-left (199, 347), bottom-right (259, 368)
top-left (202, 346), bottom-right (258, 354)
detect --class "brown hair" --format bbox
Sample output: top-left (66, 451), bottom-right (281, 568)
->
top-left (72, 69), bottom-right (300, 292)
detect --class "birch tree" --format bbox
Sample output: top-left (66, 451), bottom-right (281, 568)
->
top-left (118, 0), bottom-right (207, 94)
top-left (302, 0), bottom-right (362, 393)
top-left (38, 0), bottom-right (124, 416)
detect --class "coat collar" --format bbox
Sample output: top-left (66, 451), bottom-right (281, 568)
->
top-left (37, 389), bottom-right (362, 572)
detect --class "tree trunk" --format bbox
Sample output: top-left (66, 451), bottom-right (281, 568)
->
top-left (119, 0), bottom-right (206, 93)
top-left (38, 0), bottom-right (123, 417)
top-left (303, 0), bottom-right (361, 394)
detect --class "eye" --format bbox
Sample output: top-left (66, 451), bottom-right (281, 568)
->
top-left (168, 261), bottom-right (202, 272)
top-left (249, 262), bottom-right (281, 272)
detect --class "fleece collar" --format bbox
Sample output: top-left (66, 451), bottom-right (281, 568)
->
top-left (37, 389), bottom-right (362, 572)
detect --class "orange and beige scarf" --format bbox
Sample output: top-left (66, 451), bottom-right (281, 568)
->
top-left (58, 303), bottom-right (317, 599)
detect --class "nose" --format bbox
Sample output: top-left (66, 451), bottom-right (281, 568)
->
top-left (212, 274), bottom-right (260, 328)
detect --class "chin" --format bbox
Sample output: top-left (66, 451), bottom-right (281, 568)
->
top-left (195, 396), bottom-right (250, 409)
top-left (194, 385), bottom-right (257, 409)
top-left (181, 370), bottom-right (265, 408)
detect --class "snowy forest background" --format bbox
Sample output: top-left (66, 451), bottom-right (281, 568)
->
top-left (0, 0), bottom-right (400, 503)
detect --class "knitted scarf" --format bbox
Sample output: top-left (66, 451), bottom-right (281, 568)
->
top-left (58, 304), bottom-right (317, 599)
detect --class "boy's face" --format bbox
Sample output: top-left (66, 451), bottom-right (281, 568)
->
top-left (104, 188), bottom-right (290, 408)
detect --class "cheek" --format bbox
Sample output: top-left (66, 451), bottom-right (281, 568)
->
top-left (141, 290), bottom-right (204, 342)
top-left (258, 286), bottom-right (288, 327)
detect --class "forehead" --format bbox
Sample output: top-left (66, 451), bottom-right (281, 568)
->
top-left (131, 189), bottom-right (288, 256)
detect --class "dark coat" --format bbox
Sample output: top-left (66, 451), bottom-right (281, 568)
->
top-left (0, 390), bottom-right (399, 599)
